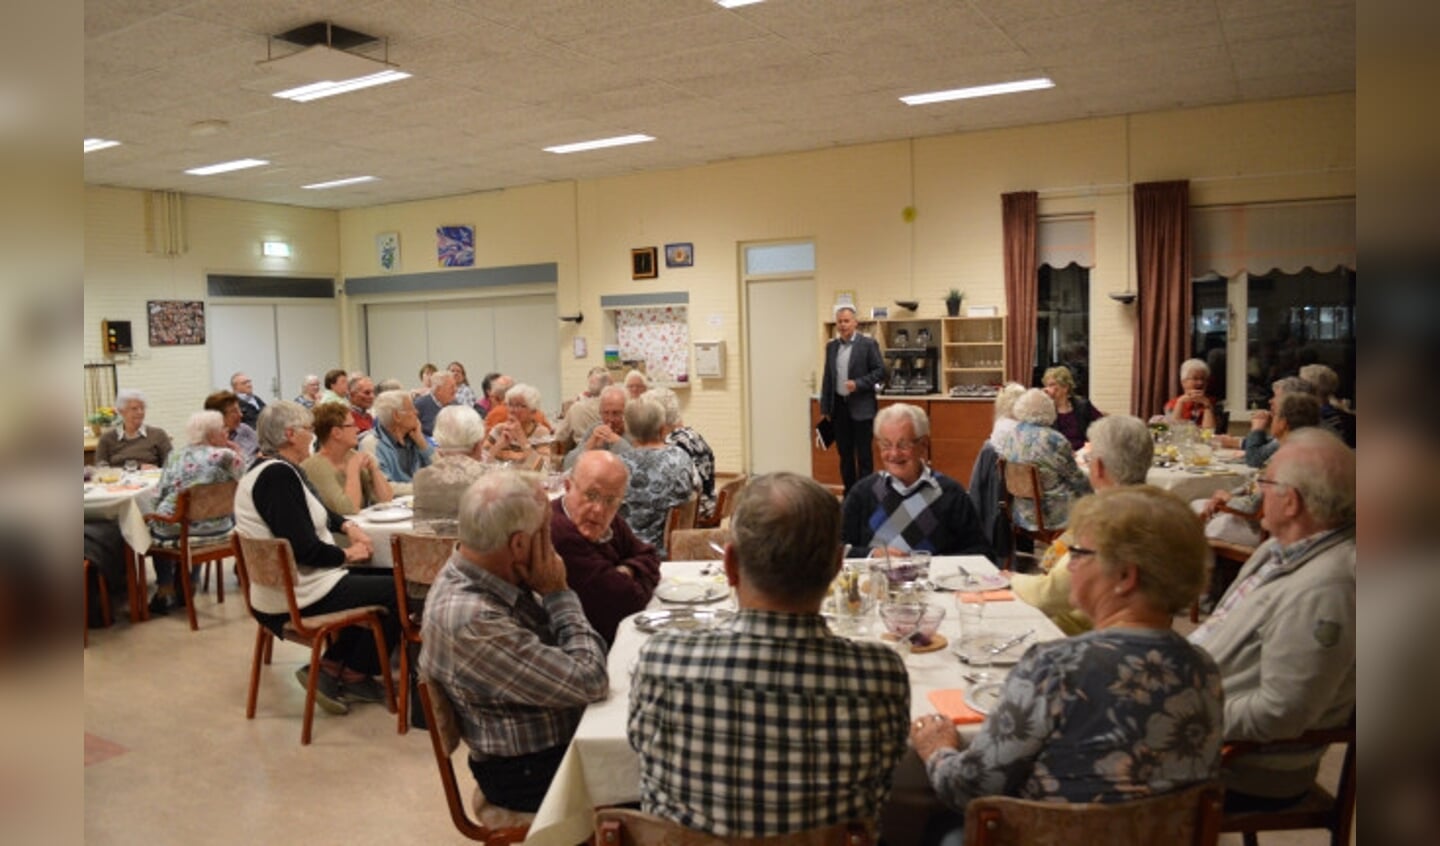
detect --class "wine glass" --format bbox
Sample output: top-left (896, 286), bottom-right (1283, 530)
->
top-left (123, 459), bottom-right (139, 477)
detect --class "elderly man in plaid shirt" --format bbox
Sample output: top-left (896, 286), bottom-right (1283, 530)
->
top-left (628, 472), bottom-right (912, 837)
top-left (420, 470), bottom-right (609, 812)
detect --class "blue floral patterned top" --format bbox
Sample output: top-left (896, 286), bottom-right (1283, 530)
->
top-left (995, 422), bottom-right (1092, 530)
top-left (148, 443), bottom-right (245, 544)
top-left (619, 445), bottom-right (695, 556)
top-left (927, 627), bottom-right (1223, 809)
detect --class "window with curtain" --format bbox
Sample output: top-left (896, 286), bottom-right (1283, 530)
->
top-left (1189, 198), bottom-right (1356, 414)
top-left (1035, 264), bottom-right (1091, 394)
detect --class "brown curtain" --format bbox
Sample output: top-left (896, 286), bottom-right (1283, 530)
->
top-left (1001, 191), bottom-right (1038, 385)
top-left (1130, 180), bottom-right (1192, 418)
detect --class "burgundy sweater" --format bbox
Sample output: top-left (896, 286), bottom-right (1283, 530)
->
top-left (549, 498), bottom-right (662, 647)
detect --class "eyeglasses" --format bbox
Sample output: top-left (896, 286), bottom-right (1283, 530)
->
top-left (581, 489), bottom-right (623, 509)
top-left (877, 439), bottom-right (922, 453)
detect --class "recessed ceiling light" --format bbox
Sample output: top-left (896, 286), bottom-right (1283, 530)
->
top-left (543, 134), bottom-right (655, 155)
top-left (900, 77), bottom-right (1055, 106)
top-left (184, 158), bottom-right (270, 176)
top-left (301, 175), bottom-right (378, 190)
top-left (715, 0), bottom-right (765, 7)
top-left (273, 69), bottom-right (411, 103)
top-left (84, 138), bottom-right (122, 153)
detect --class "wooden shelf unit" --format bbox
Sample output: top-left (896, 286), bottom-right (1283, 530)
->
top-left (822, 315), bottom-right (1005, 395)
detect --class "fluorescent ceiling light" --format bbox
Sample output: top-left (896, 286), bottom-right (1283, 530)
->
top-left (900, 77), bottom-right (1054, 106)
top-left (273, 70), bottom-right (411, 103)
top-left (84, 138), bottom-right (122, 153)
top-left (543, 134), bottom-right (655, 155)
top-left (302, 175), bottom-right (377, 190)
top-left (184, 158), bottom-right (270, 176)
top-left (262, 241), bottom-right (291, 258)
top-left (715, 0), bottom-right (765, 7)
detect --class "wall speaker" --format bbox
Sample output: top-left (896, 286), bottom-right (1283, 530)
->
top-left (103, 319), bottom-right (133, 354)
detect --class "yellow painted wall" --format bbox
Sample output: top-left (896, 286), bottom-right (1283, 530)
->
top-left (87, 93), bottom-right (1354, 470)
top-left (84, 186), bottom-right (339, 433)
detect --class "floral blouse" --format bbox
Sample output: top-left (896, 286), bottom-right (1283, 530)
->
top-left (666, 426), bottom-right (716, 520)
top-left (995, 422), bottom-right (1092, 530)
top-left (619, 445), bottom-right (695, 555)
top-left (148, 443), bottom-right (245, 543)
top-left (927, 628), bottom-right (1223, 809)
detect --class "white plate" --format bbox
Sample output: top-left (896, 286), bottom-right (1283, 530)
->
top-left (951, 635), bottom-right (1029, 667)
top-left (634, 608), bottom-right (734, 633)
top-left (361, 507), bottom-right (412, 523)
top-left (654, 578), bottom-right (729, 604)
top-left (934, 571), bottom-right (1010, 592)
top-left (964, 682), bottom-right (1004, 716)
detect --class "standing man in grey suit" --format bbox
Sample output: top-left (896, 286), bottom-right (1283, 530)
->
top-left (820, 306), bottom-right (886, 494)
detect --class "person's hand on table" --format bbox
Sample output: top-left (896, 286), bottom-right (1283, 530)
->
top-left (910, 712), bottom-right (962, 763)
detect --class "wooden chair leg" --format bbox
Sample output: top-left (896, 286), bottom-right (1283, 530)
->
top-left (176, 557), bottom-right (199, 631)
top-left (125, 546), bottom-right (146, 622)
top-left (263, 635), bottom-right (274, 665)
top-left (98, 573), bottom-right (112, 626)
top-left (215, 558), bottom-right (225, 604)
top-left (247, 626), bottom-right (269, 719)
top-left (397, 640), bottom-right (410, 734)
top-left (369, 618), bottom-right (398, 715)
top-left (301, 644), bottom-right (325, 746)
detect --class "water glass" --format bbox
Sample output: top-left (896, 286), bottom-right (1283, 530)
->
top-left (955, 592), bottom-right (996, 681)
top-left (124, 459), bottom-right (140, 476)
top-left (828, 560), bottom-right (878, 637)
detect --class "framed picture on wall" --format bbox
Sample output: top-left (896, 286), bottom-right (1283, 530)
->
top-left (147, 300), bottom-right (206, 346)
top-left (664, 242), bottom-right (693, 267)
top-left (632, 247), bottom-right (658, 279)
top-left (377, 232), bottom-right (400, 271)
top-left (437, 225), bottom-right (475, 267)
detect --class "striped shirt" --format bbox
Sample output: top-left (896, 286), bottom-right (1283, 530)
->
top-left (628, 610), bottom-right (911, 837)
top-left (420, 552), bottom-right (609, 761)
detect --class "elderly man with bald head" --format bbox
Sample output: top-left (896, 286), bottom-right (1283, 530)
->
top-left (550, 450), bottom-right (661, 646)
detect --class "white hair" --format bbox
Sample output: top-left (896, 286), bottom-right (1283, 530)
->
top-left (186, 410), bottom-right (226, 445)
top-left (1086, 415), bottom-right (1153, 485)
top-left (1179, 358), bottom-right (1209, 380)
top-left (643, 386), bottom-right (682, 427)
top-left (1012, 388), bottom-right (1057, 425)
top-left (115, 388), bottom-right (146, 409)
top-left (255, 401), bottom-right (312, 454)
top-left (1272, 428), bottom-right (1355, 528)
top-left (993, 382), bottom-right (1025, 421)
top-left (873, 403), bottom-right (930, 438)
top-left (505, 383), bottom-right (541, 411)
top-left (458, 471), bottom-right (545, 553)
top-left (373, 390), bottom-right (408, 428)
top-left (433, 405), bottom-right (485, 451)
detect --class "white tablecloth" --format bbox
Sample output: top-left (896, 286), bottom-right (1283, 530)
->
top-left (1145, 462), bottom-right (1253, 503)
top-left (83, 472), bottom-right (162, 554)
top-left (353, 491), bottom-right (563, 567)
top-left (522, 556), bottom-right (1062, 846)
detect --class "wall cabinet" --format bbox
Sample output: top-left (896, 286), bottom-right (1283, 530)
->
top-left (821, 316), bottom-right (1005, 397)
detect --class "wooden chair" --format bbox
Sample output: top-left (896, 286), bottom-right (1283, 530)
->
top-left (84, 557), bottom-right (111, 647)
top-left (666, 528), bottom-right (730, 561)
top-left (964, 781), bottom-right (1224, 845)
top-left (416, 676), bottom-right (534, 844)
top-left (996, 459), bottom-right (1064, 570)
top-left (1220, 719), bottom-right (1356, 846)
top-left (391, 532), bottom-right (457, 734)
top-left (663, 495), bottom-right (699, 559)
top-left (141, 480), bottom-right (238, 630)
top-left (233, 533), bottom-right (396, 746)
top-left (695, 475), bottom-right (748, 529)
top-left (596, 808), bottom-right (872, 846)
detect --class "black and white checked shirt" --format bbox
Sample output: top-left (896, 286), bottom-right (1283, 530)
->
top-left (628, 610), bottom-right (911, 837)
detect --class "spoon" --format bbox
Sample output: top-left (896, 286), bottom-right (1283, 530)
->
top-left (985, 629), bottom-right (1034, 656)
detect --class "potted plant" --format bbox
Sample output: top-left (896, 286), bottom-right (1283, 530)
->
top-left (88, 406), bottom-right (117, 437)
top-left (945, 288), bottom-right (964, 317)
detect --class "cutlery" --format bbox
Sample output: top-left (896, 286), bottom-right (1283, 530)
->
top-left (955, 564), bottom-right (978, 587)
top-left (985, 629), bottom-right (1034, 656)
top-left (707, 540), bottom-right (727, 558)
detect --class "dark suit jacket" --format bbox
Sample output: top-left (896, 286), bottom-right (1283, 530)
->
top-left (238, 394), bottom-right (265, 429)
top-left (820, 333), bottom-right (885, 421)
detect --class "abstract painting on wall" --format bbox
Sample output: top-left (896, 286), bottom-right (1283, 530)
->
top-left (377, 231), bottom-right (400, 271)
top-left (436, 225), bottom-right (475, 267)
top-left (147, 300), bottom-right (205, 346)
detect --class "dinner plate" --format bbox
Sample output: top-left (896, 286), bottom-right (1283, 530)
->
top-left (964, 681), bottom-right (1004, 716)
top-left (951, 635), bottom-right (1029, 667)
top-left (934, 571), bottom-right (1010, 592)
top-left (361, 505), bottom-right (412, 523)
top-left (654, 578), bottom-right (729, 604)
top-left (633, 608), bottom-right (734, 634)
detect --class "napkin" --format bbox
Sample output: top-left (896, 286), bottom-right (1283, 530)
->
top-left (956, 589), bottom-right (1014, 602)
top-left (927, 689), bottom-right (986, 724)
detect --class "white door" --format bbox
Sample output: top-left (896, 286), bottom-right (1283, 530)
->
top-left (209, 302), bottom-right (341, 400)
top-left (364, 302), bottom-right (429, 387)
top-left (746, 277), bottom-right (817, 475)
top-left (209, 304), bottom-right (279, 397)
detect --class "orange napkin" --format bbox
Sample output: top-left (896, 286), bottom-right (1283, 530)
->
top-left (927, 689), bottom-right (986, 724)
top-left (956, 589), bottom-right (1014, 602)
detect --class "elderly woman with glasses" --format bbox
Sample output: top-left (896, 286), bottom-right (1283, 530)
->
top-left (484, 382), bottom-right (553, 471)
top-left (909, 486), bottom-right (1223, 841)
top-left (299, 400), bottom-right (392, 515)
top-left (842, 402), bottom-right (991, 558)
top-left (95, 388), bottom-right (173, 469)
top-left (234, 401), bottom-right (399, 716)
top-left (1164, 358), bottom-right (1218, 430)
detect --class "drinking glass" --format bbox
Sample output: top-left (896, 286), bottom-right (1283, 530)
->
top-left (878, 601), bottom-right (921, 659)
top-left (123, 459), bottom-right (140, 476)
top-left (955, 592), bottom-right (996, 682)
top-left (828, 559), bottom-right (878, 637)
